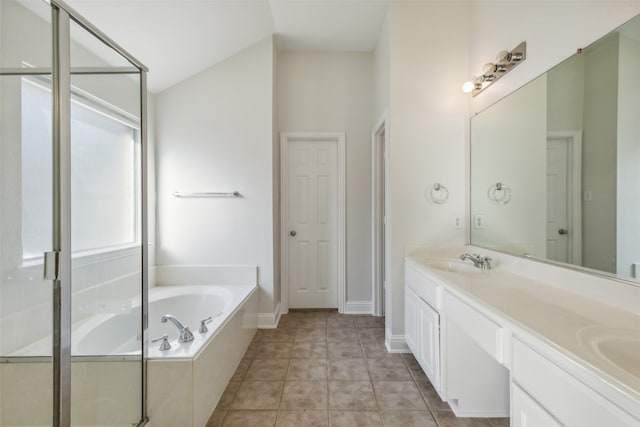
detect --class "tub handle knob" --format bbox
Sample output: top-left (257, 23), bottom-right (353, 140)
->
top-left (199, 316), bottom-right (213, 333)
top-left (152, 334), bottom-right (172, 351)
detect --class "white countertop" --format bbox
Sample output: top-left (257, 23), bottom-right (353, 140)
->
top-left (405, 253), bottom-right (640, 415)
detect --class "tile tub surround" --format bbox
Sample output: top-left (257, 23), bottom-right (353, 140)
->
top-left (206, 310), bottom-right (509, 427)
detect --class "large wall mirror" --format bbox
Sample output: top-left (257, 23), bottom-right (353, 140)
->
top-left (470, 13), bottom-right (640, 283)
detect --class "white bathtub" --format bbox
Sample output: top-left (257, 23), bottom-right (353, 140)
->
top-left (146, 282), bottom-right (258, 427)
top-left (2, 281), bottom-right (258, 427)
top-left (72, 284), bottom-right (247, 359)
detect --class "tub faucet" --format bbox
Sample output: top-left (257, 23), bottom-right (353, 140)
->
top-left (161, 314), bottom-right (195, 343)
top-left (460, 253), bottom-right (492, 270)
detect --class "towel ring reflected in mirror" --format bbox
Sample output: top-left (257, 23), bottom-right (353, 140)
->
top-left (487, 182), bottom-right (512, 205)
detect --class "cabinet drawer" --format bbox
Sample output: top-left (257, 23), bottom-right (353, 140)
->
top-left (512, 383), bottom-right (562, 427)
top-left (512, 339), bottom-right (639, 426)
top-left (405, 264), bottom-right (442, 308)
top-left (444, 292), bottom-right (504, 364)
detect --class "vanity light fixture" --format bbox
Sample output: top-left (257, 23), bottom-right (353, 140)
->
top-left (462, 42), bottom-right (526, 96)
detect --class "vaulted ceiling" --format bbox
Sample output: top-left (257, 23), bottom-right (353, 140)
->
top-left (67, 0), bottom-right (389, 93)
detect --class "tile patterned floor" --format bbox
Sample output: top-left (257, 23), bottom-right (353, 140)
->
top-left (207, 310), bottom-right (510, 427)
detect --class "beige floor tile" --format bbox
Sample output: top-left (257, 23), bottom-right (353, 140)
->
top-left (222, 410), bottom-right (277, 427)
top-left (291, 341), bottom-right (328, 358)
top-left (415, 380), bottom-right (451, 411)
top-left (361, 342), bottom-right (399, 359)
top-left (231, 381), bottom-right (284, 410)
top-left (217, 381), bottom-right (241, 409)
top-left (294, 327), bottom-right (327, 343)
top-left (328, 380), bottom-right (378, 410)
top-left (206, 407), bottom-right (227, 427)
top-left (401, 356), bottom-right (430, 381)
top-left (488, 417), bottom-right (510, 427)
top-left (431, 411), bottom-right (494, 427)
top-left (261, 328), bottom-right (296, 343)
top-left (230, 358), bottom-right (251, 381)
top-left (243, 341), bottom-right (261, 359)
top-left (245, 359), bottom-right (289, 380)
top-left (326, 317), bottom-right (355, 329)
top-left (297, 318), bottom-right (327, 328)
top-left (328, 358), bottom-right (370, 380)
top-left (380, 410), bottom-right (438, 427)
top-left (357, 328), bottom-right (385, 343)
top-left (255, 342), bottom-right (293, 359)
top-left (327, 341), bottom-right (364, 359)
top-left (277, 316), bottom-right (299, 329)
top-left (354, 317), bottom-right (384, 328)
top-left (280, 380), bottom-right (328, 410)
top-left (329, 411), bottom-right (383, 427)
top-left (372, 381), bottom-right (427, 410)
top-left (276, 411), bottom-right (329, 427)
top-left (366, 358), bottom-right (412, 380)
top-left (286, 358), bottom-right (328, 380)
top-left (327, 328), bottom-right (359, 343)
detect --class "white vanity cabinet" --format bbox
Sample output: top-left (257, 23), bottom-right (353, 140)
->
top-left (403, 255), bottom-right (640, 425)
top-left (404, 262), bottom-right (442, 393)
top-left (512, 338), bottom-right (640, 426)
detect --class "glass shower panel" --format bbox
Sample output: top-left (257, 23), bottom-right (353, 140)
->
top-left (68, 19), bottom-right (143, 427)
top-left (0, 1), bottom-right (54, 425)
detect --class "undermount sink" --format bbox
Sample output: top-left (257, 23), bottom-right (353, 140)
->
top-left (425, 259), bottom-right (483, 274)
top-left (578, 326), bottom-right (640, 380)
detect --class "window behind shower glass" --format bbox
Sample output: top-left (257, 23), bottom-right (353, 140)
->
top-left (21, 77), bottom-right (140, 262)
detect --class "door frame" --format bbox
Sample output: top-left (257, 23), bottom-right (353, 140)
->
top-left (280, 132), bottom-right (346, 313)
top-left (547, 130), bottom-right (582, 265)
top-left (371, 111), bottom-right (389, 317)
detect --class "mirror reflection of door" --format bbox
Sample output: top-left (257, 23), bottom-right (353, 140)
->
top-left (546, 132), bottom-right (582, 264)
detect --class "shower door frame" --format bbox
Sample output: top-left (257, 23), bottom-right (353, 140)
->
top-left (0, 1), bottom-right (150, 425)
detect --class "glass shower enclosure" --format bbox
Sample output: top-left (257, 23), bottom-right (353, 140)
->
top-left (0, 0), bottom-right (148, 425)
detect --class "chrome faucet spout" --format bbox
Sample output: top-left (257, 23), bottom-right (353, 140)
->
top-left (161, 314), bottom-right (194, 342)
top-left (459, 253), bottom-right (492, 270)
top-left (161, 314), bottom-right (185, 330)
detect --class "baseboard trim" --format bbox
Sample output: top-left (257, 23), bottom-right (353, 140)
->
top-left (258, 302), bottom-right (282, 329)
top-left (343, 300), bottom-right (372, 314)
top-left (385, 333), bottom-right (410, 353)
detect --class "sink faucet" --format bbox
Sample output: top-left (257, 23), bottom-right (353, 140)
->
top-left (161, 314), bottom-right (195, 342)
top-left (460, 253), bottom-right (492, 270)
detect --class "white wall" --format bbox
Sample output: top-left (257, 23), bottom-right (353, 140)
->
top-left (155, 37), bottom-right (276, 314)
top-left (373, 11), bottom-right (390, 124)
top-left (386, 1), bottom-right (469, 344)
top-left (277, 52), bottom-right (373, 304)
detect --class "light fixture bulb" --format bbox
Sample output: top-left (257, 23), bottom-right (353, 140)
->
top-left (496, 50), bottom-right (510, 63)
top-left (483, 63), bottom-right (496, 74)
top-left (462, 80), bottom-right (476, 93)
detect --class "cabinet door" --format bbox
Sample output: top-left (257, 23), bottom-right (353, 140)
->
top-left (405, 286), bottom-right (418, 353)
top-left (417, 299), bottom-right (440, 391)
top-left (512, 384), bottom-right (562, 427)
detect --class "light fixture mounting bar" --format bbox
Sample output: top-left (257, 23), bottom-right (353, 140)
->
top-left (472, 41), bottom-right (526, 97)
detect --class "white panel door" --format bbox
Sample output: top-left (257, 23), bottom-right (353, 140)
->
top-left (546, 138), bottom-right (569, 262)
top-left (287, 140), bottom-right (338, 308)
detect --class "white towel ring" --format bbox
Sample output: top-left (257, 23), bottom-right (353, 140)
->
top-left (427, 183), bottom-right (449, 205)
top-left (487, 182), bottom-right (511, 205)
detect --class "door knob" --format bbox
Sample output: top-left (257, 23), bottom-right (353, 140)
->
top-left (558, 228), bottom-right (568, 235)
top-left (290, 230), bottom-right (297, 237)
